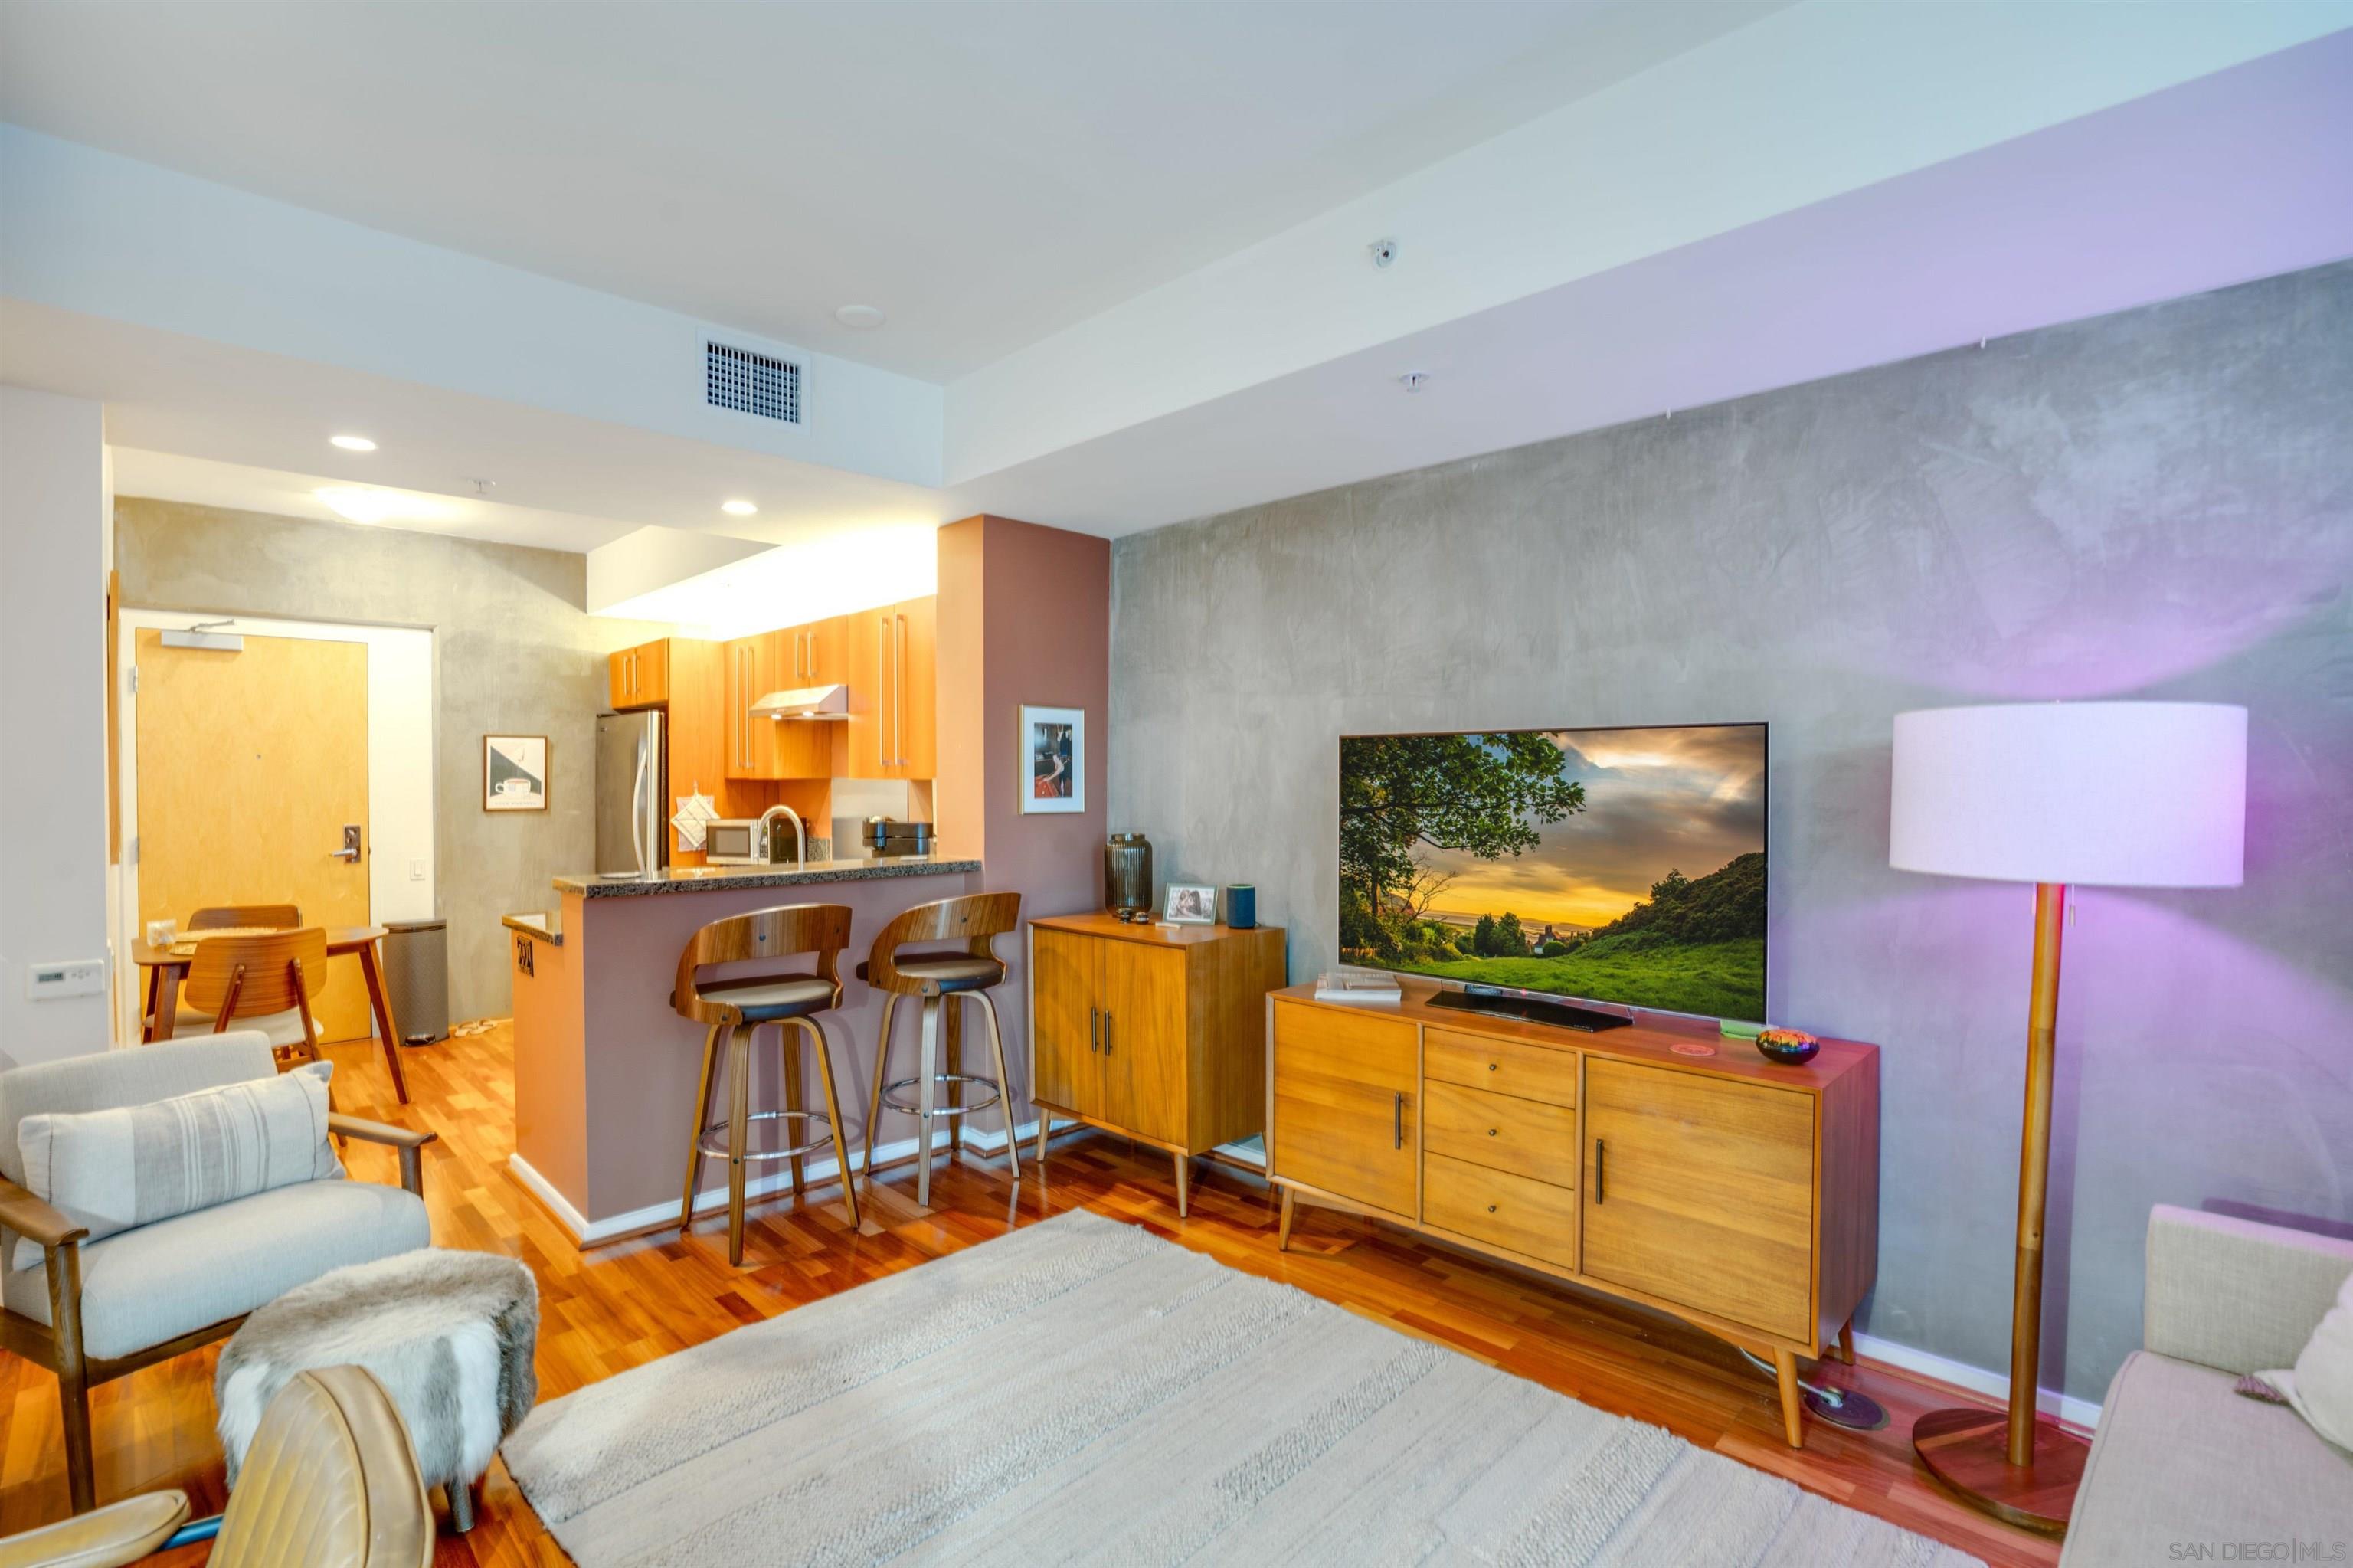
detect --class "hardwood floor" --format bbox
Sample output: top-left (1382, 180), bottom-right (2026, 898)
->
top-left (2, 1023), bottom-right (2059, 1566)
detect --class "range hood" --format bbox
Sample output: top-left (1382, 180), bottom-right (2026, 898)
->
top-left (749, 683), bottom-right (850, 721)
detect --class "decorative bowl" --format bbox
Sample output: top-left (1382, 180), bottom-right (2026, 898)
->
top-left (1754, 1027), bottom-right (1820, 1066)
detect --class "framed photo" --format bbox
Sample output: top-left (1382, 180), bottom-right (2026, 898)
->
top-left (1019, 705), bottom-right (1085, 815)
top-left (1161, 882), bottom-right (1216, 925)
top-left (483, 734), bottom-right (548, 812)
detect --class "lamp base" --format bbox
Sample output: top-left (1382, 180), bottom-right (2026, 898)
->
top-left (1913, 1407), bottom-right (2088, 1537)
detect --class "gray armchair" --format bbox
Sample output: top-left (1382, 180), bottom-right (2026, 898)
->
top-left (0, 1033), bottom-right (436, 1514)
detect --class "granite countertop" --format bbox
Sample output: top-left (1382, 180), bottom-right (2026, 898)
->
top-left (502, 910), bottom-right (563, 945)
top-left (553, 856), bottom-right (983, 898)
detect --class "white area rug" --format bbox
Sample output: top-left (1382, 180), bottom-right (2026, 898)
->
top-left (502, 1210), bottom-right (1980, 1566)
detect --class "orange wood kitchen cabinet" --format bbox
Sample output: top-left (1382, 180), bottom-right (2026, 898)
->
top-left (607, 637), bottom-right (671, 710)
top-left (778, 614), bottom-right (847, 688)
top-left (721, 633), bottom-right (830, 781)
top-left (847, 596), bottom-right (936, 780)
top-left (1267, 979), bottom-right (1878, 1449)
top-left (1029, 912), bottom-right (1286, 1217)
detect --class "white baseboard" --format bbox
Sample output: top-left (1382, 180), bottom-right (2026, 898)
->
top-left (1852, 1331), bottom-right (2103, 1431)
top-left (507, 1118), bottom-right (1046, 1248)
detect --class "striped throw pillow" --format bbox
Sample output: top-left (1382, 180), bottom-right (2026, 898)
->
top-left (11, 1062), bottom-right (342, 1271)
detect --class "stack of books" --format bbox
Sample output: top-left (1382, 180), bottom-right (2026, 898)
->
top-left (1313, 968), bottom-right (1403, 1005)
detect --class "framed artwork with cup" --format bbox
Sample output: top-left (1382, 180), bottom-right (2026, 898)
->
top-left (1020, 705), bottom-right (1085, 814)
top-left (483, 735), bottom-right (548, 811)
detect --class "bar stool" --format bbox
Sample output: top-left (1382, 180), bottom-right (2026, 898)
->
top-left (858, 892), bottom-right (1023, 1206)
top-left (673, 903), bottom-right (861, 1265)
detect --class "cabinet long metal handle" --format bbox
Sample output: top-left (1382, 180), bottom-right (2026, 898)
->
top-left (877, 617), bottom-right (890, 766)
top-left (894, 613), bottom-right (907, 767)
top-left (1595, 1138), bottom-right (1606, 1203)
top-left (1089, 1006), bottom-right (1099, 1052)
top-left (1103, 1013), bottom-right (1113, 1055)
top-left (1392, 1091), bottom-right (1404, 1149)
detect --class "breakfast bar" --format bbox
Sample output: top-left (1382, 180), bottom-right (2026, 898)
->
top-left (506, 856), bottom-right (982, 1242)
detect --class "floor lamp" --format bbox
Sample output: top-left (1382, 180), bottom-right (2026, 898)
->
top-left (1888, 701), bottom-right (2246, 1535)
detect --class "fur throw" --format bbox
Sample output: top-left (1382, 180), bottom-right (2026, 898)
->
top-left (216, 1247), bottom-right (538, 1489)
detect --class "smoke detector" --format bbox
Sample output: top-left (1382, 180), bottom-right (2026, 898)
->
top-left (1369, 237), bottom-right (1399, 269)
top-left (1399, 371), bottom-right (1429, 394)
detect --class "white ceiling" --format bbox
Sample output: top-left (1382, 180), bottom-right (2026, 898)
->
top-left (0, 0), bottom-right (1781, 382)
top-left (108, 450), bottom-right (650, 553)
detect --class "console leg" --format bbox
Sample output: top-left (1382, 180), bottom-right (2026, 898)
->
top-left (1277, 1187), bottom-right (1296, 1252)
top-left (1836, 1318), bottom-right (1856, 1366)
top-left (1171, 1151), bottom-right (1190, 1218)
top-left (1773, 1347), bottom-right (1805, 1448)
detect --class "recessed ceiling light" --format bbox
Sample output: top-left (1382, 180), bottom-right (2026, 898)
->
top-left (330, 434), bottom-right (378, 452)
top-left (721, 499), bottom-right (759, 516)
top-left (315, 486), bottom-right (425, 525)
top-left (833, 304), bottom-right (886, 329)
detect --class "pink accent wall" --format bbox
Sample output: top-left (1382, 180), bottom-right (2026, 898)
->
top-left (936, 514), bottom-right (1113, 1121)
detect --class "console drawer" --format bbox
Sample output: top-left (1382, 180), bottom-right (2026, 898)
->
top-left (1422, 1151), bottom-right (1578, 1270)
top-left (1424, 1028), bottom-right (1579, 1108)
top-left (1422, 1080), bottom-right (1578, 1187)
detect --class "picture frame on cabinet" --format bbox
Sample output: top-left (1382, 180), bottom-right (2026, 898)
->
top-left (1162, 882), bottom-right (1216, 924)
top-left (1020, 705), bottom-right (1085, 814)
top-left (483, 734), bottom-right (548, 811)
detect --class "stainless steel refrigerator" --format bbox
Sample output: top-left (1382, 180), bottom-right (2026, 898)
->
top-left (594, 710), bottom-right (666, 879)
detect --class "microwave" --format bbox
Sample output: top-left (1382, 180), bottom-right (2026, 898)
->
top-left (704, 818), bottom-right (768, 866)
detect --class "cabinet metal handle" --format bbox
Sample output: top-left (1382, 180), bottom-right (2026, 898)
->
top-left (1487, 1204), bottom-right (1497, 1213)
top-left (1392, 1091), bottom-right (1404, 1150)
top-left (1089, 1006), bottom-right (1099, 1052)
top-left (1595, 1138), bottom-right (1606, 1204)
top-left (877, 617), bottom-right (890, 765)
top-left (1487, 1062), bottom-right (1498, 1072)
top-left (1487, 1127), bottom-right (1498, 1138)
top-left (1103, 1013), bottom-right (1113, 1054)
top-left (895, 613), bottom-right (907, 767)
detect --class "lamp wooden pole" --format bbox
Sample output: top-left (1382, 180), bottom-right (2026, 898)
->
top-left (1913, 880), bottom-right (2089, 1534)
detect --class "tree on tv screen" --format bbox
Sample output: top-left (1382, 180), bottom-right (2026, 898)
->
top-left (1338, 733), bottom-right (1585, 939)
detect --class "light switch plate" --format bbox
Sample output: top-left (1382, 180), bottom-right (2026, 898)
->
top-left (410, 858), bottom-right (427, 882)
top-left (27, 959), bottom-right (106, 1000)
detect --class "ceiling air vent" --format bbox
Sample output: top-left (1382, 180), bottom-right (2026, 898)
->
top-left (705, 340), bottom-right (801, 424)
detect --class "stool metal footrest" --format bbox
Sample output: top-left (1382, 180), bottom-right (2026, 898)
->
top-left (695, 1108), bottom-right (836, 1161)
top-left (879, 1072), bottom-right (1004, 1119)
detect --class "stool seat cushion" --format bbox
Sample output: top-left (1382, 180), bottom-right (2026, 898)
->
top-left (695, 974), bottom-right (835, 1021)
top-left (215, 1247), bottom-right (538, 1494)
top-left (873, 955), bottom-right (1005, 994)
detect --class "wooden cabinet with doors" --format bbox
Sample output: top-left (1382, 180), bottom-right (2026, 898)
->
top-left (721, 631), bottom-right (830, 781)
top-left (848, 595), bottom-right (936, 779)
top-left (777, 614), bottom-right (847, 689)
top-left (1267, 978), bottom-right (1878, 1449)
top-left (607, 637), bottom-right (671, 710)
top-left (1029, 911), bottom-right (1286, 1216)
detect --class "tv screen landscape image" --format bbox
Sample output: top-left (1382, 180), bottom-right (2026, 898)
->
top-left (1339, 723), bottom-right (1767, 1022)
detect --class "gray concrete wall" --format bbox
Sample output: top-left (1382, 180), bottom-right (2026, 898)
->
top-left (1110, 261), bottom-right (2353, 1403)
top-left (113, 500), bottom-right (666, 1023)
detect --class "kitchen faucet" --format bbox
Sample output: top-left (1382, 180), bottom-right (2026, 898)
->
top-left (758, 804), bottom-right (806, 870)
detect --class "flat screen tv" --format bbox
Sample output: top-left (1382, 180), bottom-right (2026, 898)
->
top-left (1339, 722), bottom-right (1766, 1025)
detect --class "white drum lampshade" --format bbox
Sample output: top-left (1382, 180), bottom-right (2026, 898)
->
top-left (1890, 702), bottom-right (2246, 889)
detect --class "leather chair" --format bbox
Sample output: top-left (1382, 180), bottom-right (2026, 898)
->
top-left (0, 1365), bottom-right (434, 1568)
top-left (0, 1035), bottom-right (435, 1514)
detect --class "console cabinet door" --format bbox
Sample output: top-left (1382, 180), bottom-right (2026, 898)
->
top-left (1581, 1059), bottom-right (1815, 1341)
top-left (1101, 939), bottom-right (1185, 1145)
top-left (1270, 1003), bottom-right (1418, 1218)
top-left (1031, 928), bottom-right (1100, 1116)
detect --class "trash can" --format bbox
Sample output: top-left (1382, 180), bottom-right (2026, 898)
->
top-left (381, 919), bottom-right (450, 1045)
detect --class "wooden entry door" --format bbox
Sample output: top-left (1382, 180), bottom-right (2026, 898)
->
top-left (135, 630), bottom-right (374, 1043)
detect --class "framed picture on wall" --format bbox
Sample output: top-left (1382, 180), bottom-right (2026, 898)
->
top-left (1019, 705), bottom-right (1085, 814)
top-left (483, 735), bottom-right (548, 811)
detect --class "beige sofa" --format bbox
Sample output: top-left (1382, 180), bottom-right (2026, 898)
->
top-left (2062, 1205), bottom-right (2353, 1566)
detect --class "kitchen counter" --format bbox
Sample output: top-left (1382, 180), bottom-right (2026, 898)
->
top-left (501, 910), bottom-right (562, 945)
top-left (509, 853), bottom-right (988, 1242)
top-left (552, 856), bottom-right (981, 898)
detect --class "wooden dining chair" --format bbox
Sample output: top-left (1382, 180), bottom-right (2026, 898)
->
top-left (188, 904), bottom-right (303, 931)
top-left (178, 928), bottom-right (331, 1075)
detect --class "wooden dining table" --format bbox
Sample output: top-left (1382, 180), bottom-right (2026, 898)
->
top-left (132, 925), bottom-right (411, 1104)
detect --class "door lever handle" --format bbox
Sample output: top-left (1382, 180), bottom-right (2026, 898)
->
top-left (330, 824), bottom-right (362, 862)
